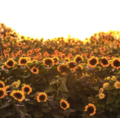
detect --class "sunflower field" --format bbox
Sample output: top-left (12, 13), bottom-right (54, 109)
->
top-left (1, 23), bottom-right (120, 118)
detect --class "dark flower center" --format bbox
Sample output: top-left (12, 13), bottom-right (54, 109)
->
top-left (0, 90), bottom-right (4, 97)
top-left (24, 87), bottom-right (29, 92)
top-left (75, 57), bottom-right (82, 63)
top-left (60, 65), bottom-right (68, 72)
top-left (13, 93), bottom-right (22, 99)
top-left (113, 60), bottom-right (120, 67)
top-left (7, 60), bottom-right (13, 66)
top-left (39, 95), bottom-right (45, 101)
top-left (33, 68), bottom-right (37, 72)
top-left (61, 102), bottom-right (67, 108)
top-left (101, 59), bottom-right (108, 65)
top-left (68, 62), bottom-right (76, 68)
top-left (0, 83), bottom-right (3, 87)
top-left (53, 58), bottom-right (58, 63)
top-left (89, 58), bottom-right (97, 65)
top-left (21, 59), bottom-right (27, 64)
top-left (87, 106), bottom-right (94, 114)
top-left (45, 59), bottom-right (52, 65)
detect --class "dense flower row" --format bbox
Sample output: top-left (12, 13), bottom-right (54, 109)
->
top-left (1, 23), bottom-right (120, 118)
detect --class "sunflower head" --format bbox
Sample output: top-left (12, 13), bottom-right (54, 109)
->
top-left (84, 103), bottom-right (96, 116)
top-left (19, 57), bottom-right (28, 66)
top-left (43, 58), bottom-right (54, 67)
top-left (74, 55), bottom-right (83, 63)
top-left (111, 58), bottom-right (120, 69)
top-left (60, 99), bottom-right (70, 110)
top-left (10, 90), bottom-right (25, 102)
top-left (114, 81), bottom-right (120, 89)
top-left (31, 67), bottom-right (39, 74)
top-left (57, 63), bottom-right (68, 75)
top-left (99, 93), bottom-right (105, 99)
top-left (67, 61), bottom-right (76, 70)
top-left (22, 84), bottom-right (32, 95)
top-left (0, 81), bottom-right (5, 88)
top-left (100, 57), bottom-right (110, 67)
top-left (0, 88), bottom-right (7, 99)
top-left (36, 92), bottom-right (47, 102)
top-left (5, 58), bottom-right (16, 68)
top-left (88, 57), bottom-right (99, 68)
top-left (53, 57), bottom-right (59, 64)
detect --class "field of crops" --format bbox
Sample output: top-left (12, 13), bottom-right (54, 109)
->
top-left (1, 23), bottom-right (120, 118)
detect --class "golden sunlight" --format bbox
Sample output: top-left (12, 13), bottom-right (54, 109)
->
top-left (0, 0), bottom-right (120, 41)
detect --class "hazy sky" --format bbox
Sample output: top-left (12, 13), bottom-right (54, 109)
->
top-left (0, 0), bottom-right (120, 41)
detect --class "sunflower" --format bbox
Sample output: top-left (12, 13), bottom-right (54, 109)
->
top-left (74, 55), bottom-right (83, 63)
top-left (57, 63), bottom-right (68, 75)
top-left (60, 99), bottom-right (70, 110)
top-left (0, 81), bottom-right (5, 88)
top-left (5, 58), bottom-right (16, 68)
top-left (18, 57), bottom-right (28, 66)
top-left (99, 93), bottom-right (105, 99)
top-left (111, 58), bottom-right (120, 69)
top-left (114, 81), bottom-right (120, 89)
top-left (27, 50), bottom-right (32, 56)
top-left (100, 57), bottom-right (110, 67)
top-left (43, 58), bottom-right (54, 67)
top-left (60, 54), bottom-right (66, 60)
top-left (22, 84), bottom-right (32, 95)
top-left (103, 82), bottom-right (109, 90)
top-left (75, 65), bottom-right (83, 71)
top-left (64, 57), bottom-right (70, 64)
top-left (67, 61), bottom-right (77, 71)
top-left (87, 57), bottom-right (99, 68)
top-left (31, 67), bottom-right (39, 74)
top-left (53, 57), bottom-right (59, 65)
top-left (84, 103), bottom-right (96, 116)
top-left (36, 92), bottom-right (47, 102)
top-left (99, 88), bottom-right (104, 93)
top-left (10, 90), bottom-right (25, 102)
top-left (0, 88), bottom-right (7, 99)
top-left (17, 42), bottom-right (22, 47)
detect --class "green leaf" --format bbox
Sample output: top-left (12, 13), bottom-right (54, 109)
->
top-left (44, 86), bottom-right (56, 93)
top-left (50, 79), bottom-right (59, 85)
top-left (106, 93), bottom-right (116, 104)
top-left (59, 82), bottom-right (68, 93)
top-left (15, 104), bottom-right (27, 116)
top-left (34, 111), bottom-right (43, 118)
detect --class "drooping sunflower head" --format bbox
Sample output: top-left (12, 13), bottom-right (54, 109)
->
top-left (111, 58), bottom-right (120, 69)
top-left (31, 67), bottom-right (39, 74)
top-left (88, 57), bottom-right (99, 68)
top-left (100, 57), bottom-right (110, 67)
top-left (36, 92), bottom-right (47, 102)
top-left (74, 55), bottom-right (83, 63)
top-left (18, 57), bottom-right (28, 66)
top-left (57, 63), bottom-right (68, 75)
top-left (53, 57), bottom-right (59, 64)
top-left (5, 58), bottom-right (16, 68)
top-left (43, 58), bottom-right (54, 67)
top-left (75, 65), bottom-right (83, 71)
top-left (22, 84), bottom-right (32, 95)
top-left (10, 90), bottom-right (25, 102)
top-left (60, 99), bottom-right (70, 110)
top-left (67, 61), bottom-right (76, 70)
top-left (0, 81), bottom-right (5, 88)
top-left (84, 103), bottom-right (96, 116)
top-left (0, 88), bottom-right (7, 99)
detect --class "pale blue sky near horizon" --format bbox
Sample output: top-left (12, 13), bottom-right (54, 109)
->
top-left (0, 0), bottom-right (120, 41)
